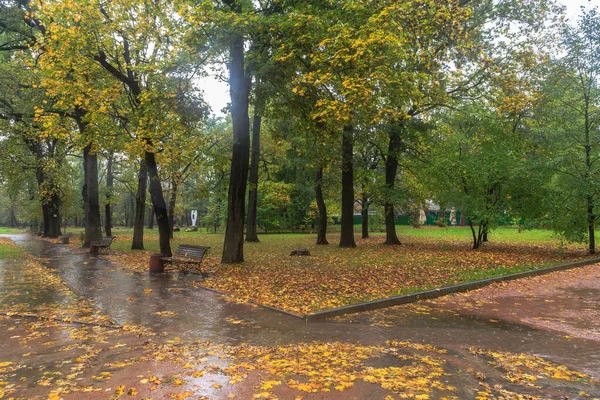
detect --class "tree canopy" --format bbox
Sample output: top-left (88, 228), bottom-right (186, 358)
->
top-left (1, 0), bottom-right (600, 256)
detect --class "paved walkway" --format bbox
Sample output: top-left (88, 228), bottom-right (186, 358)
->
top-left (1, 234), bottom-right (599, 399)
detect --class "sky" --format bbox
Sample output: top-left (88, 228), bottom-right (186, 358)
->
top-left (199, 0), bottom-right (598, 116)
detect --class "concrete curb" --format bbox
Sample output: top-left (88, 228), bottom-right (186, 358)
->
top-left (196, 257), bottom-right (600, 322)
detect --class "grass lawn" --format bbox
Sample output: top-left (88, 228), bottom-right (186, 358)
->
top-left (0, 237), bottom-right (24, 258)
top-left (0, 228), bottom-right (27, 235)
top-left (62, 225), bottom-right (596, 315)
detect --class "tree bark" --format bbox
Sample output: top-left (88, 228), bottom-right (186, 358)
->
top-left (469, 220), bottom-right (487, 249)
top-left (361, 193), bottom-right (369, 239)
top-left (315, 166), bottom-right (329, 245)
top-left (105, 155), bottom-right (113, 237)
top-left (411, 208), bottom-right (421, 228)
top-left (145, 150), bottom-right (172, 257)
top-left (583, 85), bottom-right (595, 254)
top-left (8, 194), bottom-right (19, 228)
top-left (469, 221), bottom-right (479, 249)
top-left (588, 197), bottom-right (595, 254)
top-left (131, 160), bottom-right (147, 250)
top-left (384, 123), bottom-right (401, 245)
top-left (83, 144), bottom-right (103, 247)
top-left (147, 206), bottom-right (155, 229)
top-left (31, 148), bottom-right (61, 239)
top-left (221, 17), bottom-right (250, 264)
top-left (129, 194), bottom-right (135, 227)
top-left (168, 179), bottom-right (178, 239)
top-left (246, 112), bottom-right (261, 243)
top-left (339, 125), bottom-right (356, 248)
top-left (41, 202), bottom-right (49, 236)
top-left (44, 194), bottom-right (62, 239)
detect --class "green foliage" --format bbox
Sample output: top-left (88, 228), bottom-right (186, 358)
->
top-left (532, 6), bottom-right (600, 250)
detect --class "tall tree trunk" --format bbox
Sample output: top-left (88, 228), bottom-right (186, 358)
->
top-left (221, 18), bottom-right (250, 264)
top-left (83, 144), bottom-right (102, 247)
top-left (469, 221), bottom-right (479, 249)
top-left (411, 208), bottom-right (421, 228)
top-left (34, 164), bottom-right (61, 238)
top-left (46, 192), bottom-right (62, 238)
top-left (146, 150), bottom-right (172, 257)
top-left (105, 155), bottom-right (113, 237)
top-left (469, 220), bottom-right (487, 249)
top-left (384, 123), bottom-right (401, 245)
top-left (588, 197), bottom-right (595, 254)
top-left (131, 160), bottom-right (147, 250)
top-left (478, 220), bottom-right (486, 247)
top-left (339, 125), bottom-right (356, 248)
top-left (168, 179), bottom-right (178, 239)
top-left (148, 206), bottom-right (155, 229)
top-left (315, 166), bottom-right (328, 245)
top-left (124, 202), bottom-right (129, 228)
top-left (82, 168), bottom-right (88, 235)
top-left (361, 193), bottom-right (369, 239)
top-left (41, 202), bottom-right (49, 237)
top-left (8, 194), bottom-right (18, 228)
top-left (584, 90), bottom-right (595, 254)
top-left (22, 133), bottom-right (62, 238)
top-left (246, 112), bottom-right (261, 243)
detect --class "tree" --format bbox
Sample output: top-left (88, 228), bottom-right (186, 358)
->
top-left (537, 6), bottom-right (600, 253)
top-left (0, 0), bottom-right (68, 238)
top-left (426, 102), bottom-right (536, 249)
top-left (218, 0), bottom-right (251, 263)
top-left (34, 0), bottom-right (209, 256)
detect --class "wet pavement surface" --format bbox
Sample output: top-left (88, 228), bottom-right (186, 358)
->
top-left (2, 234), bottom-right (600, 399)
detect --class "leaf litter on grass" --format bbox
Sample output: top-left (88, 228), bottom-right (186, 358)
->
top-left (101, 233), bottom-right (595, 314)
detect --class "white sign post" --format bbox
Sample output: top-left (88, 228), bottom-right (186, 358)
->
top-left (191, 210), bottom-right (198, 227)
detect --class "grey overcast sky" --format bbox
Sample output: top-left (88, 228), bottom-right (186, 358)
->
top-left (200, 0), bottom-right (599, 116)
top-left (564, 0), bottom-right (596, 19)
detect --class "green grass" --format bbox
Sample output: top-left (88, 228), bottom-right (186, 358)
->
top-left (0, 228), bottom-right (27, 235)
top-left (65, 225), bottom-right (580, 256)
top-left (0, 241), bottom-right (24, 258)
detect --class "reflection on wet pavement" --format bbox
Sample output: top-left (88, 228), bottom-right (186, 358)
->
top-left (4, 234), bottom-right (600, 380)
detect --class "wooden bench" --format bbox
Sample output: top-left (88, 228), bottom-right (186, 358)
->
top-left (90, 236), bottom-right (114, 256)
top-left (161, 244), bottom-right (210, 277)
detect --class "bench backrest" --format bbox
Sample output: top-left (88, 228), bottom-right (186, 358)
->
top-left (102, 236), bottom-right (114, 245)
top-left (174, 244), bottom-right (210, 260)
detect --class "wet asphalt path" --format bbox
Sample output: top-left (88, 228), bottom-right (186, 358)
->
top-left (5, 234), bottom-right (600, 379)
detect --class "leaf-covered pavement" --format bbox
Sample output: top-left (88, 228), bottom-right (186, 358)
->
top-left (2, 235), bottom-right (600, 399)
top-left (97, 232), bottom-right (594, 314)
